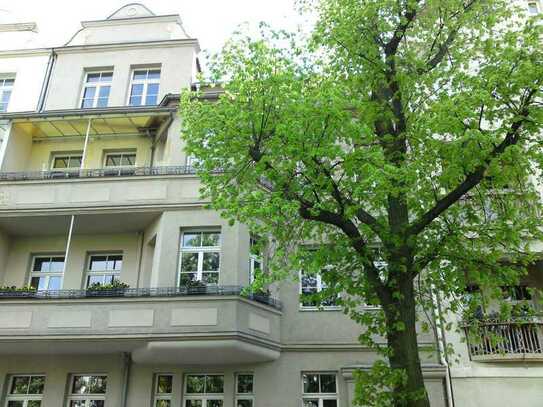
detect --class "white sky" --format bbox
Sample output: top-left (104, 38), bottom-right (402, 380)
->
top-left (0, 0), bottom-right (310, 54)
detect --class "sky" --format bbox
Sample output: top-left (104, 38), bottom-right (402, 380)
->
top-left (0, 0), bottom-right (310, 54)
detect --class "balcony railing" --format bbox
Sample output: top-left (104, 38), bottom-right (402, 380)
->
top-left (0, 166), bottom-right (198, 181)
top-left (0, 285), bottom-right (281, 310)
top-left (464, 319), bottom-right (543, 360)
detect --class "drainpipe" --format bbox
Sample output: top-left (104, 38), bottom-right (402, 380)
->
top-left (120, 352), bottom-right (132, 407)
top-left (80, 118), bottom-right (92, 171)
top-left (62, 215), bottom-right (75, 276)
top-left (37, 49), bottom-right (57, 112)
top-left (135, 232), bottom-right (144, 289)
top-left (431, 285), bottom-right (455, 407)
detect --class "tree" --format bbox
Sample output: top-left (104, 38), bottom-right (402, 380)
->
top-left (180, 1), bottom-right (543, 405)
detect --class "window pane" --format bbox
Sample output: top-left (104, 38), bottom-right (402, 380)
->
top-left (320, 375), bottom-right (336, 393)
top-left (50, 257), bottom-right (65, 272)
top-left (72, 375), bottom-right (107, 394)
top-left (86, 73), bottom-right (101, 83)
top-left (106, 155), bottom-right (121, 167)
top-left (202, 233), bottom-right (220, 247)
top-left (147, 83), bottom-right (159, 95)
top-left (236, 375), bottom-right (253, 394)
top-left (185, 401), bottom-right (202, 407)
top-left (186, 375), bottom-right (205, 394)
top-left (303, 400), bottom-right (319, 407)
top-left (145, 94), bottom-right (158, 106)
top-left (10, 376), bottom-right (30, 394)
top-left (27, 401), bottom-right (42, 407)
top-left (100, 72), bottom-right (113, 81)
top-left (30, 276), bottom-right (46, 290)
top-left (148, 70), bottom-right (161, 79)
top-left (207, 401), bottom-right (223, 407)
top-left (133, 70), bottom-right (147, 80)
top-left (83, 86), bottom-right (96, 99)
top-left (2, 90), bottom-right (11, 102)
top-left (7, 401), bottom-right (24, 407)
top-left (202, 272), bottom-right (219, 284)
top-left (206, 375), bottom-right (224, 393)
top-left (157, 375), bottom-right (172, 394)
top-left (303, 374), bottom-right (320, 393)
top-left (33, 258), bottom-right (50, 272)
top-left (87, 275), bottom-right (104, 287)
top-left (129, 95), bottom-right (142, 106)
top-left (156, 401), bottom-right (171, 407)
top-left (89, 401), bottom-right (105, 407)
top-left (180, 273), bottom-right (197, 285)
top-left (28, 376), bottom-right (45, 394)
top-left (121, 154), bottom-right (136, 166)
top-left (48, 276), bottom-right (62, 290)
top-left (131, 83), bottom-right (144, 95)
top-left (82, 98), bottom-right (94, 108)
top-left (236, 401), bottom-right (252, 407)
top-left (69, 402), bottom-right (86, 407)
top-left (0, 103), bottom-right (7, 112)
top-left (183, 233), bottom-right (201, 247)
top-left (68, 157), bottom-right (82, 168)
top-left (181, 253), bottom-right (199, 272)
top-left (53, 157), bottom-right (68, 168)
top-left (96, 98), bottom-right (108, 108)
top-left (202, 252), bottom-right (219, 271)
top-left (110, 255), bottom-right (123, 271)
top-left (4, 79), bottom-right (14, 86)
top-left (323, 400), bottom-right (338, 407)
top-left (98, 86), bottom-right (110, 98)
top-left (90, 256), bottom-right (108, 271)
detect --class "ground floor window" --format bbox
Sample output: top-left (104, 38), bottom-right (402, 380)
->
top-left (235, 373), bottom-right (254, 407)
top-left (302, 373), bottom-right (338, 407)
top-left (5, 375), bottom-right (45, 406)
top-left (67, 375), bottom-right (107, 407)
top-left (183, 374), bottom-right (224, 407)
top-left (153, 374), bottom-right (173, 407)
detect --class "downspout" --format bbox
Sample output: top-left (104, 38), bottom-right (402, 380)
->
top-left (135, 231), bottom-right (144, 289)
top-left (80, 118), bottom-right (92, 171)
top-left (37, 49), bottom-right (57, 112)
top-left (431, 285), bottom-right (455, 407)
top-left (62, 215), bottom-right (75, 277)
top-left (120, 352), bottom-right (132, 407)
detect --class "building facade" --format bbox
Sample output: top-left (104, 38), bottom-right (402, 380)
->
top-left (0, 1), bottom-right (540, 406)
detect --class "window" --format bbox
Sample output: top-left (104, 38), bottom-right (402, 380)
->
top-left (104, 152), bottom-right (136, 168)
top-left (52, 153), bottom-right (83, 169)
top-left (528, 1), bottom-right (540, 14)
top-left (80, 71), bottom-right (112, 109)
top-left (300, 270), bottom-right (338, 308)
top-left (85, 254), bottom-right (123, 287)
top-left (235, 374), bottom-right (254, 407)
top-left (249, 237), bottom-right (262, 284)
top-left (184, 374), bottom-right (224, 407)
top-left (153, 375), bottom-right (173, 407)
top-left (29, 256), bottom-right (64, 291)
top-left (302, 373), bottom-right (338, 407)
top-left (186, 155), bottom-right (202, 170)
top-left (0, 77), bottom-right (14, 112)
top-left (5, 375), bottom-right (45, 407)
top-left (179, 231), bottom-right (221, 285)
top-left (67, 375), bottom-right (107, 407)
top-left (128, 68), bottom-right (160, 106)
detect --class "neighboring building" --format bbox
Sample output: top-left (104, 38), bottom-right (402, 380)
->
top-left (0, 4), bottom-right (447, 407)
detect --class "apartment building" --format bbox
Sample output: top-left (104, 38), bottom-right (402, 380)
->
top-left (0, 3), bottom-right (448, 407)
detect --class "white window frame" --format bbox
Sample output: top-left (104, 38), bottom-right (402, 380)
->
top-left (152, 374), bottom-right (173, 407)
top-left (528, 0), bottom-right (541, 15)
top-left (183, 374), bottom-right (224, 407)
top-left (0, 76), bottom-right (15, 112)
top-left (235, 373), bottom-right (255, 407)
top-left (85, 253), bottom-right (123, 288)
top-left (249, 237), bottom-right (263, 284)
top-left (127, 68), bottom-right (161, 106)
top-left (178, 231), bottom-right (221, 286)
top-left (50, 152), bottom-right (83, 170)
top-left (29, 255), bottom-right (65, 291)
top-left (66, 374), bottom-right (107, 407)
top-left (301, 372), bottom-right (339, 407)
top-left (79, 71), bottom-right (113, 109)
top-left (103, 151), bottom-right (137, 168)
top-left (5, 375), bottom-right (45, 407)
top-left (299, 270), bottom-right (340, 310)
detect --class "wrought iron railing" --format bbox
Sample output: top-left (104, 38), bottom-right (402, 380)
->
top-left (0, 166), bottom-right (198, 181)
top-left (464, 319), bottom-right (543, 358)
top-left (0, 285), bottom-right (281, 310)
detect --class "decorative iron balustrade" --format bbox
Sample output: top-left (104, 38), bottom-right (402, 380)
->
top-left (0, 285), bottom-right (281, 310)
top-left (464, 319), bottom-right (543, 358)
top-left (0, 166), bottom-right (198, 181)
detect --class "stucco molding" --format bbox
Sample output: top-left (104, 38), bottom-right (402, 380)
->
top-left (55, 39), bottom-right (200, 54)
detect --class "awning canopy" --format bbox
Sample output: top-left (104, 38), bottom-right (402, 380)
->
top-left (3, 106), bottom-right (175, 138)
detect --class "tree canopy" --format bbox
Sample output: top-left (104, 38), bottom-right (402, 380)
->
top-left (180, 1), bottom-right (543, 405)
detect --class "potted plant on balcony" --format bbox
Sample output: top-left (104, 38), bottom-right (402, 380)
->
top-left (182, 279), bottom-right (207, 295)
top-left (86, 280), bottom-right (130, 298)
top-left (0, 285), bottom-right (37, 298)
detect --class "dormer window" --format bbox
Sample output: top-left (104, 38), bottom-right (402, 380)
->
top-left (0, 76), bottom-right (14, 112)
top-left (80, 70), bottom-right (113, 108)
top-left (128, 68), bottom-right (161, 106)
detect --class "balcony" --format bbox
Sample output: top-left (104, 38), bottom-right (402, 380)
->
top-left (464, 319), bottom-right (543, 362)
top-left (0, 285), bottom-right (282, 364)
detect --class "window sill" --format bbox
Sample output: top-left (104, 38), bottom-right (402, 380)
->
top-left (299, 306), bottom-right (342, 312)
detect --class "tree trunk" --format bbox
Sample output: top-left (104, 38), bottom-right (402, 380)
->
top-left (383, 279), bottom-right (431, 407)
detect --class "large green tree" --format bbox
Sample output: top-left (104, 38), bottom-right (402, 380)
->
top-left (180, 0), bottom-right (543, 405)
